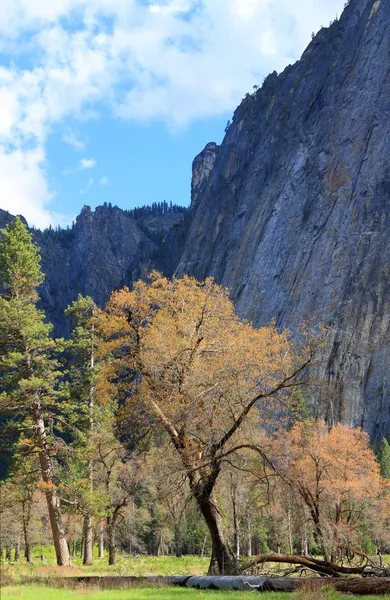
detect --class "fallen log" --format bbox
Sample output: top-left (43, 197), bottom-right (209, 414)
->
top-left (40, 575), bottom-right (390, 595)
top-left (240, 552), bottom-right (390, 578)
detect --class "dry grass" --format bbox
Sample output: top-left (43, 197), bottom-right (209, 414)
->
top-left (292, 580), bottom-right (336, 600)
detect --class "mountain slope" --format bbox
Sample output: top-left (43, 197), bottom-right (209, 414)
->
top-left (177, 0), bottom-right (390, 442)
top-left (0, 205), bottom-right (189, 336)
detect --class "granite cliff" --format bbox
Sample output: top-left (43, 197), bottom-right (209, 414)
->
top-left (0, 204), bottom-right (189, 337)
top-left (0, 0), bottom-right (388, 441)
top-left (178, 0), bottom-right (390, 442)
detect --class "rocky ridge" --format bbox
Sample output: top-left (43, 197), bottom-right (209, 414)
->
top-left (0, 205), bottom-right (189, 337)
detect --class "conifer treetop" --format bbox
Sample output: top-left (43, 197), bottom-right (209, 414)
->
top-left (0, 216), bottom-right (44, 299)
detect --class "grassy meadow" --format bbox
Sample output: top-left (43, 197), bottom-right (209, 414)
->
top-left (2, 583), bottom-right (389, 600)
top-left (2, 554), bottom-right (390, 600)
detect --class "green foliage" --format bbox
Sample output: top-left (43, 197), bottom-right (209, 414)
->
top-left (0, 217), bottom-right (44, 299)
top-left (0, 218), bottom-right (63, 474)
top-left (62, 295), bottom-right (101, 433)
top-left (290, 386), bottom-right (309, 423)
top-left (378, 437), bottom-right (390, 479)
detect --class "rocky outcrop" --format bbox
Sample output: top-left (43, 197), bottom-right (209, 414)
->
top-left (177, 0), bottom-right (390, 442)
top-left (0, 205), bottom-right (188, 336)
top-left (191, 142), bottom-right (220, 211)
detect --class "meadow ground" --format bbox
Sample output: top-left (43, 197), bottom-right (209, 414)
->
top-left (2, 553), bottom-right (390, 599)
top-left (2, 585), bottom-right (390, 600)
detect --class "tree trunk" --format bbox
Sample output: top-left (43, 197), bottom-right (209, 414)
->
top-left (287, 500), bottom-right (293, 555)
top-left (107, 498), bottom-right (127, 566)
top-left (231, 491), bottom-right (240, 560)
top-left (32, 402), bottom-right (71, 566)
top-left (247, 515), bottom-right (252, 557)
top-left (107, 517), bottom-right (116, 566)
top-left (98, 524), bottom-right (105, 558)
top-left (5, 545), bottom-right (12, 561)
top-left (174, 522), bottom-right (182, 558)
top-left (22, 502), bottom-right (33, 564)
top-left (14, 537), bottom-right (20, 562)
top-left (82, 513), bottom-right (93, 566)
top-left (301, 522), bottom-right (308, 556)
top-left (197, 491), bottom-right (236, 575)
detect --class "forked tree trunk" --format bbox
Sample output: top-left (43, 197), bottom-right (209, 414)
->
top-left (82, 513), bottom-right (93, 566)
top-left (32, 402), bottom-right (71, 566)
top-left (5, 545), bottom-right (11, 561)
top-left (197, 491), bottom-right (236, 575)
top-left (107, 498), bottom-right (127, 566)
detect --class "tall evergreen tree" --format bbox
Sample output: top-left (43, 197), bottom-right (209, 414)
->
top-left (64, 295), bottom-right (100, 566)
top-left (378, 437), bottom-right (390, 479)
top-left (0, 217), bottom-right (71, 566)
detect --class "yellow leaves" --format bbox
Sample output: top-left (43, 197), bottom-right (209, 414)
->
top-left (37, 481), bottom-right (57, 491)
top-left (18, 437), bottom-right (33, 446)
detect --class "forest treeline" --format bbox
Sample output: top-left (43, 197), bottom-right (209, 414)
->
top-left (0, 218), bottom-right (389, 575)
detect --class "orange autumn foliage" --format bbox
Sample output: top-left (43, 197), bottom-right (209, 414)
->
top-left (97, 273), bottom-right (321, 574)
top-left (267, 420), bottom-right (389, 557)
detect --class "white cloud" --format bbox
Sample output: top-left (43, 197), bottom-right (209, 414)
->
top-left (63, 129), bottom-right (85, 150)
top-left (99, 176), bottom-right (109, 186)
top-left (80, 158), bottom-right (97, 170)
top-left (0, 146), bottom-right (69, 228)
top-left (0, 0), bottom-right (346, 227)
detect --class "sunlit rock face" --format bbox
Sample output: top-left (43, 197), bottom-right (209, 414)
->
top-left (177, 0), bottom-right (390, 442)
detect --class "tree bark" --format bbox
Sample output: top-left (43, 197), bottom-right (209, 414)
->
top-left (107, 498), bottom-right (127, 566)
top-left (173, 522), bottom-right (182, 558)
top-left (231, 484), bottom-right (240, 560)
top-left (14, 537), bottom-right (20, 562)
top-left (5, 545), bottom-right (12, 561)
top-left (32, 401), bottom-right (71, 566)
top-left (82, 513), bottom-right (93, 566)
top-left (197, 491), bottom-right (236, 575)
top-left (247, 515), bottom-right (252, 557)
top-left (107, 516), bottom-right (116, 566)
top-left (22, 501), bottom-right (33, 564)
top-left (240, 552), bottom-right (375, 577)
top-left (98, 524), bottom-right (105, 558)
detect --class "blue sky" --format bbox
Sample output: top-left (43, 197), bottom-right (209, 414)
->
top-left (0, 0), bottom-right (346, 229)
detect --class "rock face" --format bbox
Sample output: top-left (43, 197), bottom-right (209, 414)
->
top-left (1, 0), bottom-right (388, 441)
top-left (0, 205), bottom-right (188, 337)
top-left (178, 0), bottom-right (390, 442)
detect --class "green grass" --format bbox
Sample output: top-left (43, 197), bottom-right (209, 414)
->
top-left (4, 585), bottom-right (388, 600)
top-left (2, 554), bottom-right (210, 581)
top-left (2, 552), bottom-right (390, 599)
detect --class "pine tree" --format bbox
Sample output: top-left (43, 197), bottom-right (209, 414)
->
top-left (64, 295), bottom-right (100, 566)
top-left (378, 437), bottom-right (390, 479)
top-left (0, 217), bottom-right (71, 566)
